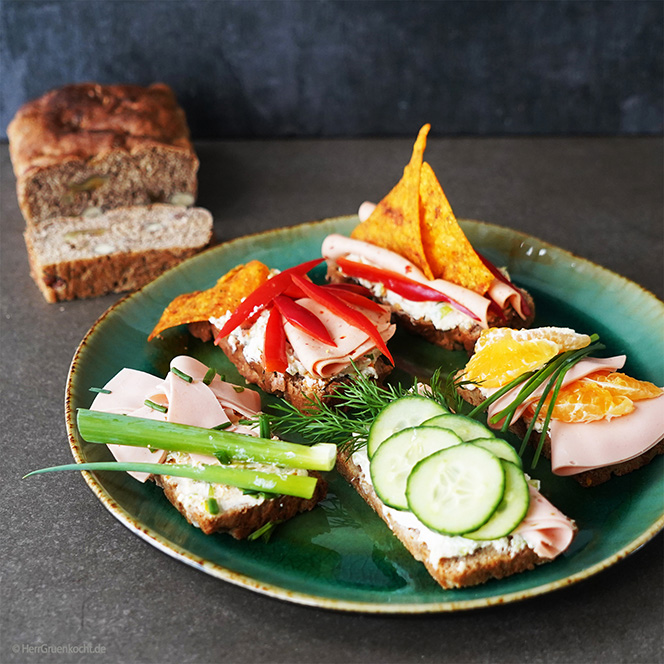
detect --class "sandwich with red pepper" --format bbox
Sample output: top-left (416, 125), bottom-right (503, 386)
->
top-left (149, 259), bottom-right (396, 410)
top-left (323, 125), bottom-right (534, 353)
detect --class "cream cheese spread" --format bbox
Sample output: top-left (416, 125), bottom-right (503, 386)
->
top-left (350, 447), bottom-right (528, 565)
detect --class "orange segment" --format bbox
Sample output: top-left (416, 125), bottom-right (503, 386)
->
top-left (473, 326), bottom-right (591, 355)
top-left (585, 371), bottom-right (664, 401)
top-left (464, 336), bottom-right (560, 388)
top-left (465, 327), bottom-right (592, 388)
top-left (529, 378), bottom-right (635, 424)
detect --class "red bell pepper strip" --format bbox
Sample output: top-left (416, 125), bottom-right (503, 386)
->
top-left (273, 295), bottom-right (336, 346)
top-left (214, 258), bottom-right (323, 344)
top-left (263, 306), bottom-right (288, 373)
top-left (324, 282), bottom-right (375, 297)
top-left (322, 285), bottom-right (386, 314)
top-left (476, 253), bottom-right (532, 319)
top-left (336, 257), bottom-right (481, 322)
top-left (291, 274), bottom-right (394, 365)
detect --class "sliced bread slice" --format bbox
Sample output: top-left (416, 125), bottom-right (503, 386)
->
top-left (24, 204), bottom-right (213, 303)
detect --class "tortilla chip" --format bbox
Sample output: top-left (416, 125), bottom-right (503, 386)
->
top-left (351, 124), bottom-right (434, 279)
top-left (148, 260), bottom-right (270, 340)
top-left (419, 162), bottom-right (494, 293)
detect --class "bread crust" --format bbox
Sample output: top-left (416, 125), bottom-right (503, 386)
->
top-left (8, 83), bottom-right (198, 224)
top-left (189, 322), bottom-right (393, 411)
top-left (24, 205), bottom-right (213, 302)
top-left (154, 467), bottom-right (328, 538)
top-left (326, 265), bottom-right (535, 353)
top-left (336, 450), bottom-right (545, 589)
top-left (457, 384), bottom-right (664, 487)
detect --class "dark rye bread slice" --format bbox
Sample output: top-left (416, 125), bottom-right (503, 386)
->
top-left (326, 264), bottom-right (536, 353)
top-left (8, 82), bottom-right (198, 225)
top-left (336, 451), bottom-right (547, 589)
top-left (188, 321), bottom-right (393, 411)
top-left (154, 461), bottom-right (327, 539)
top-left (25, 204), bottom-right (213, 303)
top-left (457, 383), bottom-right (664, 488)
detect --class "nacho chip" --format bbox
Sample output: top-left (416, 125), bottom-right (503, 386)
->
top-left (351, 124), bottom-right (434, 279)
top-left (419, 161), bottom-right (494, 293)
top-left (148, 260), bottom-right (270, 340)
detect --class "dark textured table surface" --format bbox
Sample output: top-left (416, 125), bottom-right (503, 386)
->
top-left (1, 138), bottom-right (662, 664)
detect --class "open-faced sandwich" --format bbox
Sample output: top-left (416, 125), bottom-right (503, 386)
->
top-left (456, 327), bottom-right (664, 487)
top-left (38, 356), bottom-right (333, 539)
top-left (268, 374), bottom-right (576, 589)
top-left (149, 259), bottom-right (396, 410)
top-left (322, 124), bottom-right (535, 353)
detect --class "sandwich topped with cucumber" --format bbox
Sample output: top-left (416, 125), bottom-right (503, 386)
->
top-left (268, 371), bottom-right (576, 589)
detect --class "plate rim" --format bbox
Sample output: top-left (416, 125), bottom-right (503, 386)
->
top-left (64, 215), bottom-right (664, 614)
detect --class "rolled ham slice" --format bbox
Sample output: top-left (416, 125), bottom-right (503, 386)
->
top-left (89, 356), bottom-right (263, 481)
top-left (513, 486), bottom-right (576, 558)
top-left (482, 355), bottom-right (664, 476)
top-left (487, 279), bottom-right (529, 321)
top-left (486, 356), bottom-right (628, 426)
top-left (549, 396), bottom-right (664, 475)
top-left (282, 297), bottom-right (395, 379)
top-left (322, 234), bottom-right (491, 326)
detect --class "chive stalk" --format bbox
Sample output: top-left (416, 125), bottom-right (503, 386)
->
top-left (171, 367), bottom-right (193, 383)
top-left (23, 462), bottom-right (318, 499)
top-left (89, 387), bottom-right (112, 394)
top-left (76, 409), bottom-right (336, 471)
top-left (144, 399), bottom-right (167, 413)
top-left (202, 367), bottom-right (216, 385)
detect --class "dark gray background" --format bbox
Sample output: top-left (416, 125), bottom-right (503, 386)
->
top-left (2, 0), bottom-right (663, 139)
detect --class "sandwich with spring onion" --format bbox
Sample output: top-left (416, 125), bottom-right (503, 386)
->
top-left (57, 355), bottom-right (332, 539)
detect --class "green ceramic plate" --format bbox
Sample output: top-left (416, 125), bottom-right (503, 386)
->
top-left (65, 216), bottom-right (664, 613)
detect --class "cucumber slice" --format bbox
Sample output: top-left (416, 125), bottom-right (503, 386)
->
top-left (367, 396), bottom-right (448, 458)
top-left (406, 444), bottom-right (505, 535)
top-left (422, 414), bottom-right (494, 442)
top-left (370, 426), bottom-right (462, 510)
top-left (469, 437), bottom-right (522, 468)
top-left (463, 460), bottom-right (530, 540)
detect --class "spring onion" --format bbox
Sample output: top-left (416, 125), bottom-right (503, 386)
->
top-left (76, 409), bottom-right (336, 471)
top-left (23, 462), bottom-right (318, 499)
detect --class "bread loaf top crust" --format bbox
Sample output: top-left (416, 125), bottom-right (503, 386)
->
top-left (8, 82), bottom-right (194, 177)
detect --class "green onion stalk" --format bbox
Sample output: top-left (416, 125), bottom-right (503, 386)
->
top-left (76, 409), bottom-right (337, 471)
top-left (24, 461), bottom-right (318, 499)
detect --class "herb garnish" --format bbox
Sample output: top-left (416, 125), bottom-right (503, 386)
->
top-left (202, 367), bottom-right (216, 385)
top-left (89, 387), bottom-right (112, 394)
top-left (144, 399), bottom-right (168, 413)
top-left (267, 366), bottom-right (439, 454)
top-left (171, 367), bottom-right (193, 383)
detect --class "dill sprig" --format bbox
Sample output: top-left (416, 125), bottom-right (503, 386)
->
top-left (267, 368), bottom-right (418, 454)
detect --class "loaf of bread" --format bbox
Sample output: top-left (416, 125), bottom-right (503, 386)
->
top-left (25, 204), bottom-right (213, 302)
top-left (7, 82), bottom-right (199, 225)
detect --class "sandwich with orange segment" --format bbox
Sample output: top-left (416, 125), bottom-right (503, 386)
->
top-left (456, 326), bottom-right (664, 486)
top-left (149, 258), bottom-right (396, 410)
top-left (323, 124), bottom-right (535, 353)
